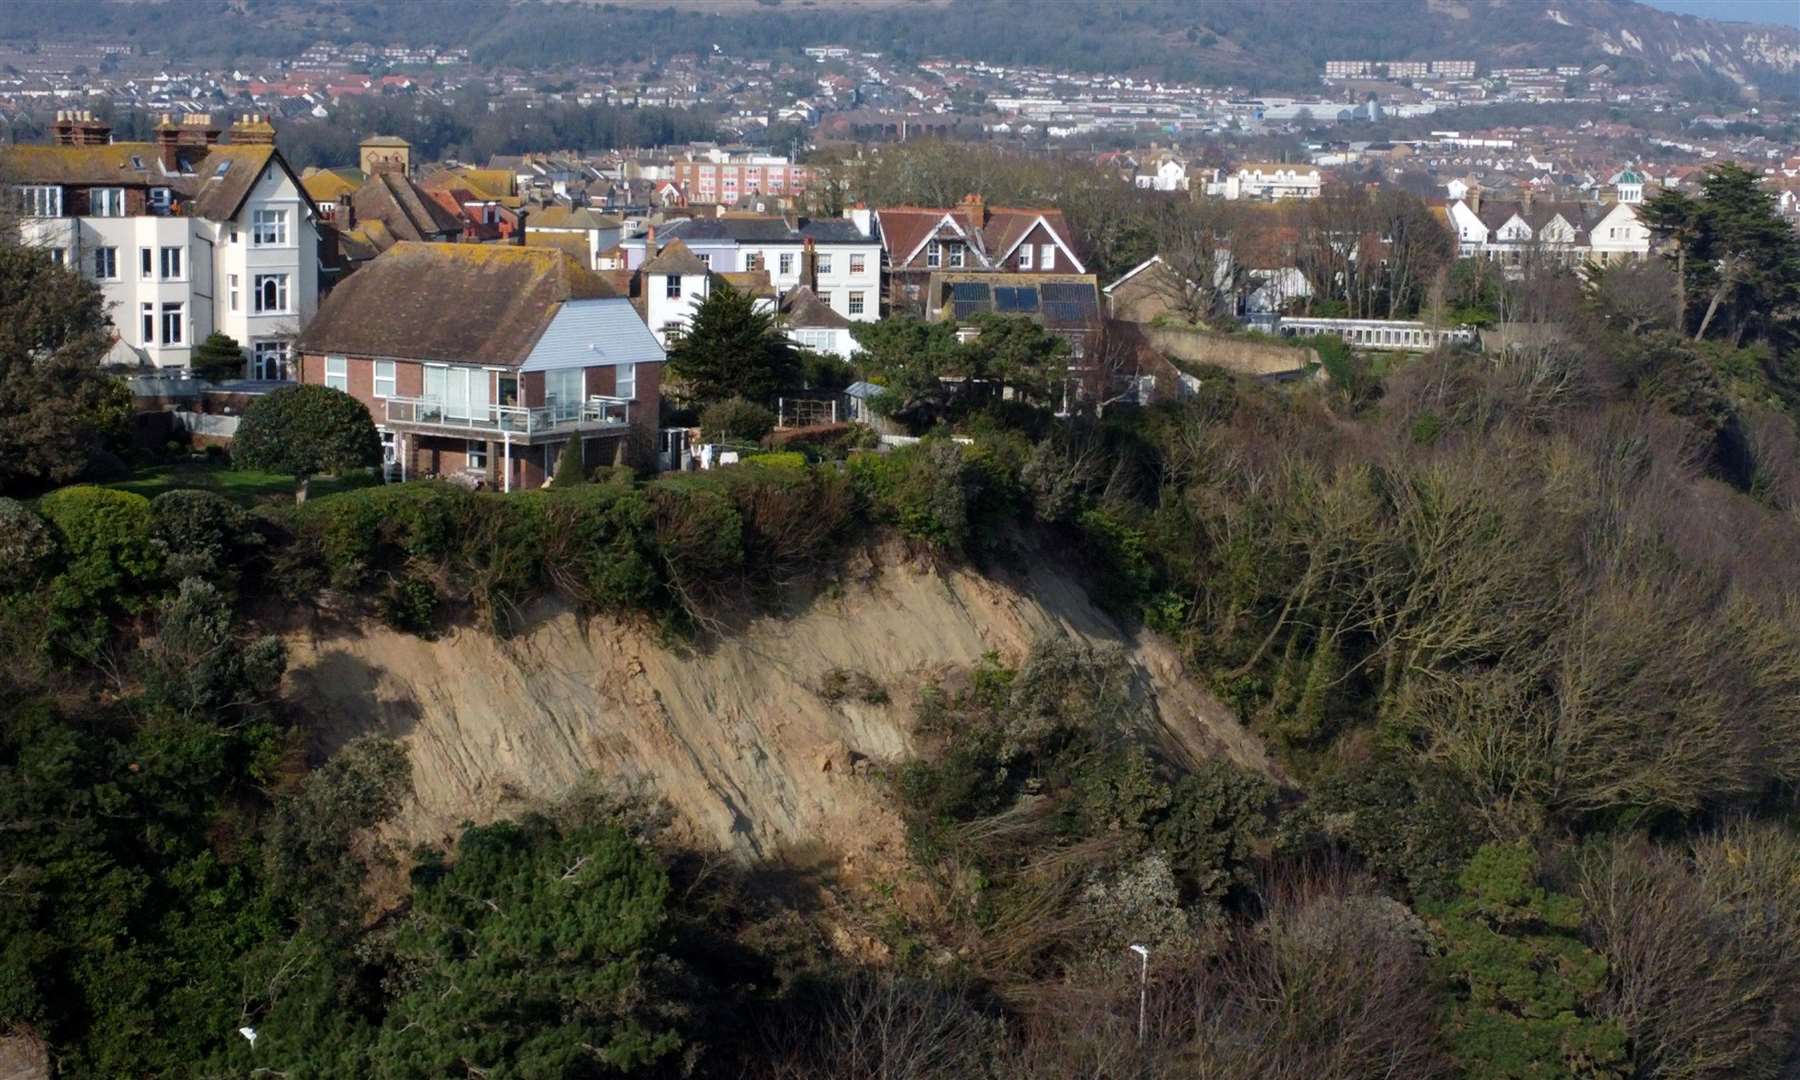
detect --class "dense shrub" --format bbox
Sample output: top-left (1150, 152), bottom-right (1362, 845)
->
top-left (851, 439), bottom-right (971, 551)
top-left (0, 496), bottom-right (56, 586)
top-left (149, 488), bottom-right (259, 585)
top-left (38, 486), bottom-right (163, 659)
top-left (701, 397), bottom-right (777, 443)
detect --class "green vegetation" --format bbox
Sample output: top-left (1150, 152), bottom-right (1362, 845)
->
top-left (102, 460), bottom-right (381, 506)
top-left (665, 281), bottom-right (800, 408)
top-left (188, 331), bottom-right (246, 383)
top-left (700, 397), bottom-right (777, 443)
top-left (231, 384), bottom-right (383, 502)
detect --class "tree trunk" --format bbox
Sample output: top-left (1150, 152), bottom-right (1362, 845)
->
top-left (295, 475), bottom-right (310, 505)
top-left (1673, 244), bottom-right (1687, 331)
top-left (1695, 281), bottom-right (1729, 342)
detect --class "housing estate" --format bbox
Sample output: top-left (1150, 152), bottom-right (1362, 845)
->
top-left (294, 242), bottom-right (664, 489)
top-left (1446, 180), bottom-right (1649, 266)
top-left (7, 110), bottom-right (322, 375)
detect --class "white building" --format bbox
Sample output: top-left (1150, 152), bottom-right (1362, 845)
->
top-left (620, 212), bottom-right (881, 325)
top-left (10, 111), bottom-right (320, 376)
top-left (1208, 163), bottom-right (1324, 200)
top-left (1134, 157), bottom-right (1190, 192)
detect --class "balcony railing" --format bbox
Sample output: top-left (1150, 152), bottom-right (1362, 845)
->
top-left (383, 395), bottom-right (632, 438)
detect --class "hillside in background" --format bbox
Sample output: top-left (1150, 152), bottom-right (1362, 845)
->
top-left (2, 0), bottom-right (1797, 97)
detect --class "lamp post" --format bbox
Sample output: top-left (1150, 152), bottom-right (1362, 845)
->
top-left (1128, 943), bottom-right (1150, 1045)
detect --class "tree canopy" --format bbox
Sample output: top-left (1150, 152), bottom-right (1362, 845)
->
top-left (232, 384), bottom-right (381, 498)
top-left (665, 281), bottom-right (800, 407)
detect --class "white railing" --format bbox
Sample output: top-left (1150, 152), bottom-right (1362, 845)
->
top-left (1274, 317), bottom-right (1477, 352)
top-left (383, 395), bottom-right (631, 437)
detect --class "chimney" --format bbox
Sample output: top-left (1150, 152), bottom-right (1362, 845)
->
top-left (1469, 185), bottom-right (1481, 213)
top-left (645, 224), bottom-right (656, 259)
top-left (52, 110), bottom-right (76, 145)
top-left (154, 114), bottom-right (181, 173)
top-left (801, 235), bottom-right (818, 291)
top-left (228, 113), bottom-right (276, 146)
top-left (54, 110), bottom-right (111, 146)
top-left (960, 192), bottom-right (985, 228)
top-left (179, 112), bottom-right (221, 146)
top-left (514, 207), bottom-right (528, 246)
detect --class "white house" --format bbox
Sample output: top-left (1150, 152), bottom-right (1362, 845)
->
top-left (620, 212), bottom-right (881, 324)
top-left (9, 111), bottom-right (320, 375)
top-left (1208, 163), bottom-right (1323, 201)
top-left (1134, 157), bottom-right (1190, 192)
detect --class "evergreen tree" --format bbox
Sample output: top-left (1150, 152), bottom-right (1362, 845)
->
top-left (665, 281), bottom-right (799, 406)
top-left (553, 431), bottom-right (587, 486)
top-left (189, 331), bottom-right (246, 382)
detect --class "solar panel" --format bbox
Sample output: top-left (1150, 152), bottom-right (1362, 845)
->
top-left (994, 286), bottom-right (1040, 313)
top-left (951, 282), bottom-right (990, 302)
top-left (953, 301), bottom-right (987, 320)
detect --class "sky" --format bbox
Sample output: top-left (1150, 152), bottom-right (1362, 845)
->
top-left (1637, 0), bottom-right (1800, 29)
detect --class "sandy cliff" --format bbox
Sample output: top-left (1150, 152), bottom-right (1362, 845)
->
top-left (282, 546), bottom-right (1268, 864)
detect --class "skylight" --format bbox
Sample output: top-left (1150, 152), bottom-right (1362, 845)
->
top-left (214, 160), bottom-right (232, 177)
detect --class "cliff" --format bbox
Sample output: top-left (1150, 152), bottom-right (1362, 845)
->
top-left (281, 545), bottom-right (1268, 865)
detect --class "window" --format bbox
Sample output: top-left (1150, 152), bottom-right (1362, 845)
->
top-left (848, 291), bottom-right (865, 316)
top-left (948, 244), bottom-right (965, 268)
top-left (148, 188), bottom-right (171, 213)
top-left (90, 187), bottom-right (124, 217)
top-left (926, 241), bottom-right (942, 268)
top-left (544, 367), bottom-right (582, 421)
top-left (160, 302), bottom-right (184, 346)
top-left (159, 245), bottom-right (182, 280)
top-left (816, 253), bottom-right (832, 275)
top-left (252, 208), bottom-right (287, 246)
top-left (251, 339), bottom-right (289, 380)
top-left (616, 362), bottom-right (636, 399)
top-left (254, 273), bottom-right (289, 314)
top-left (778, 252), bottom-right (794, 276)
top-left (324, 355), bottom-right (348, 392)
top-left (373, 360), bottom-right (396, 398)
top-left (1018, 244), bottom-right (1034, 270)
top-left (665, 274), bottom-right (682, 299)
top-left (849, 253), bottom-right (866, 275)
top-left (228, 274), bottom-right (239, 312)
top-left (18, 186), bottom-right (61, 217)
top-left (141, 304), bottom-right (154, 344)
top-left (696, 253), bottom-right (711, 268)
top-left (466, 440), bottom-right (488, 471)
top-left (229, 227), bottom-right (238, 244)
top-left (92, 246), bottom-right (116, 279)
top-left (1040, 243), bottom-right (1055, 270)
top-left (422, 364), bottom-right (488, 420)
top-left (140, 247), bottom-right (153, 279)
top-left (746, 252), bottom-right (765, 272)
top-left (48, 248), bottom-right (65, 268)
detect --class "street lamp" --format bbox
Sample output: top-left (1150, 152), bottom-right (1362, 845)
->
top-left (1128, 943), bottom-right (1150, 1044)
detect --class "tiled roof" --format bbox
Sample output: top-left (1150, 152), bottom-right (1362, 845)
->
top-left (351, 172), bottom-right (464, 242)
top-left (528, 205), bottom-right (622, 230)
top-left (779, 285), bottom-right (851, 329)
top-left (296, 242), bottom-right (615, 367)
top-left (1, 140), bottom-right (300, 224)
top-left (641, 238), bottom-right (711, 275)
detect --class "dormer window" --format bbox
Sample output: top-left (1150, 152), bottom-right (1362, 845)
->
top-left (926, 240), bottom-right (941, 268)
top-left (90, 187), bottom-right (125, 217)
top-left (947, 243), bottom-right (964, 268)
top-left (129, 155), bottom-right (144, 170)
top-left (18, 185), bottom-right (61, 217)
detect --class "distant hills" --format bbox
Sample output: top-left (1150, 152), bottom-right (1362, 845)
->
top-left (3, 0), bottom-right (1797, 99)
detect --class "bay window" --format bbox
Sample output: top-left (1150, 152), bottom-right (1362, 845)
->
top-left (252, 208), bottom-right (288, 246)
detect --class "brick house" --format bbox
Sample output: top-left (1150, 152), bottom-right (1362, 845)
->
top-left (294, 242), bottom-right (665, 489)
top-left (875, 194), bottom-right (1086, 315)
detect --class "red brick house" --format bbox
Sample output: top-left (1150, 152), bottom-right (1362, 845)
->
top-left (875, 193), bottom-right (1086, 314)
top-left (294, 242), bottom-right (665, 489)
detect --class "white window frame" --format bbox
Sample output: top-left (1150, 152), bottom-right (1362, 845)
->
top-left (373, 359), bottom-right (396, 398)
top-left (252, 339), bottom-right (290, 381)
top-left (615, 362), bottom-right (636, 399)
top-left (466, 439), bottom-right (488, 471)
top-left (324, 355), bottom-right (348, 392)
top-left (926, 241), bottom-right (942, 268)
top-left (816, 253), bottom-right (833, 275)
top-left (160, 302), bottom-right (184, 346)
top-left (847, 291), bottom-right (865, 316)
top-left (1018, 245), bottom-right (1033, 270)
top-left (665, 274), bottom-right (682, 299)
top-left (948, 244), bottom-right (965, 269)
top-left (544, 367), bottom-right (583, 421)
top-left (849, 253), bottom-right (867, 275)
top-left (140, 246), bottom-right (153, 279)
top-left (159, 245), bottom-right (183, 281)
top-left (228, 274), bottom-right (239, 312)
top-left (90, 187), bottom-right (125, 217)
top-left (92, 246), bottom-right (117, 279)
top-left (778, 252), bottom-right (794, 276)
top-left (19, 185), bottom-right (61, 217)
top-left (141, 303), bottom-right (154, 345)
top-left (48, 247), bottom-right (65, 268)
top-left (253, 273), bottom-right (289, 314)
top-left (1040, 243), bottom-right (1055, 270)
top-left (252, 208), bottom-right (288, 247)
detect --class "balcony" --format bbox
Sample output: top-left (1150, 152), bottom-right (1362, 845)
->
top-left (382, 395), bottom-right (632, 442)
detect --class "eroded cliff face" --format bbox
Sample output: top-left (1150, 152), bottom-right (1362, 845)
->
top-left (281, 547), bottom-right (1269, 864)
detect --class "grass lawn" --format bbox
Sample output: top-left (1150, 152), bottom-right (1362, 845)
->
top-left (102, 460), bottom-right (382, 507)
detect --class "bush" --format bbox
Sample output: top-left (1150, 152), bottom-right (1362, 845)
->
top-left (552, 431), bottom-right (586, 487)
top-left (38, 486), bottom-right (163, 659)
top-left (850, 440), bottom-right (970, 552)
top-left (190, 331), bottom-right (246, 383)
top-left (701, 397), bottom-right (777, 443)
top-left (743, 450), bottom-right (806, 469)
top-left (149, 489), bottom-right (258, 585)
top-left (0, 496), bottom-right (56, 588)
